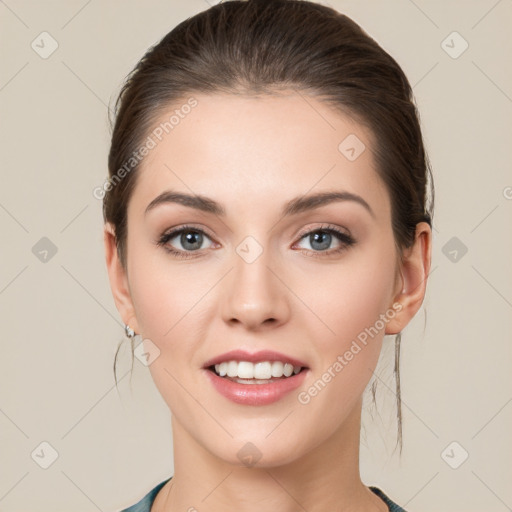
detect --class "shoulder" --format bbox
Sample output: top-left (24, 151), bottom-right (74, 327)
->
top-left (119, 477), bottom-right (173, 512)
top-left (369, 486), bottom-right (408, 512)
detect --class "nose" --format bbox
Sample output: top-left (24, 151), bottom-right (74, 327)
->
top-left (221, 246), bottom-right (291, 331)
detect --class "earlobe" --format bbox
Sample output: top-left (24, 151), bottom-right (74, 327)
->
top-left (103, 223), bottom-right (139, 334)
top-left (385, 222), bottom-right (432, 335)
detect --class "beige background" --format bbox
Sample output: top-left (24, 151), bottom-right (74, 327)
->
top-left (1, 0), bottom-right (511, 511)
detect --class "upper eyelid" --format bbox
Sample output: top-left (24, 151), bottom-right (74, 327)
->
top-left (163, 224), bottom-right (216, 241)
top-left (295, 223), bottom-right (351, 239)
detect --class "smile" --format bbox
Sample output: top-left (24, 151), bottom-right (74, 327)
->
top-left (211, 360), bottom-right (303, 380)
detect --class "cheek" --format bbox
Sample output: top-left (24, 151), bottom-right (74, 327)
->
top-left (127, 252), bottom-right (213, 416)
top-left (127, 241), bottom-right (211, 340)
top-left (332, 263), bottom-right (394, 338)
top-left (304, 246), bottom-right (396, 342)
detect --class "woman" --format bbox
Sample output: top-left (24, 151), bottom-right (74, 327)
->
top-left (104, 1), bottom-right (433, 510)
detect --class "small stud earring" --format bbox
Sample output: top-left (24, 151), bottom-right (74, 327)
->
top-left (124, 324), bottom-right (136, 338)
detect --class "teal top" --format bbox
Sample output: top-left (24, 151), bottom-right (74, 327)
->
top-left (120, 477), bottom-right (407, 511)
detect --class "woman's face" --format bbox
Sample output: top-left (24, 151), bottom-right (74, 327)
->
top-left (116, 91), bottom-right (407, 466)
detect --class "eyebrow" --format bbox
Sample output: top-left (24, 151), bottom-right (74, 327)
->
top-left (144, 189), bottom-right (375, 219)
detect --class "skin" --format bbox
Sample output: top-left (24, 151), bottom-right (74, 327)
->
top-left (104, 91), bottom-right (431, 512)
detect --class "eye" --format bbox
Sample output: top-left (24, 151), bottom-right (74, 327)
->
top-left (294, 224), bottom-right (355, 257)
top-left (157, 223), bottom-right (356, 260)
top-left (157, 225), bottom-right (216, 259)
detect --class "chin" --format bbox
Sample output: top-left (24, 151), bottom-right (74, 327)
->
top-left (201, 431), bottom-right (309, 469)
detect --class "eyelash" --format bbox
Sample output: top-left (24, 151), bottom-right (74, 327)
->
top-left (156, 223), bottom-right (356, 260)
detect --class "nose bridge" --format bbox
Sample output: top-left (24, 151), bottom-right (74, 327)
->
top-left (222, 234), bottom-right (289, 329)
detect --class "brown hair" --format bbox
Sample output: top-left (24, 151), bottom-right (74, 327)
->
top-left (105, 0), bottom-right (434, 453)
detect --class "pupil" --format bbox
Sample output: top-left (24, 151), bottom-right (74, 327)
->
top-left (182, 231), bottom-right (202, 250)
top-left (311, 232), bottom-right (330, 251)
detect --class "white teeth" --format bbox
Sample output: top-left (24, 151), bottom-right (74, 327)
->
top-left (227, 361), bottom-right (238, 377)
top-left (213, 360), bottom-right (302, 379)
top-left (271, 361), bottom-right (284, 377)
top-left (254, 362), bottom-right (271, 379)
top-left (238, 361), bottom-right (254, 379)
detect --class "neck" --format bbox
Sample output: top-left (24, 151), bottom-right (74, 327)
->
top-left (155, 398), bottom-right (388, 512)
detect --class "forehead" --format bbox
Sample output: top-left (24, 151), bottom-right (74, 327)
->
top-left (129, 91), bottom-right (390, 220)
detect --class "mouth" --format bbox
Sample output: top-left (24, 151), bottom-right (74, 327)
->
top-left (202, 349), bottom-right (310, 385)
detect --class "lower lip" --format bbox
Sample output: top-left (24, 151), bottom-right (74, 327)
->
top-left (203, 368), bottom-right (309, 406)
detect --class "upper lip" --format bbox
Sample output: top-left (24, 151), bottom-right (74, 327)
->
top-left (202, 349), bottom-right (309, 369)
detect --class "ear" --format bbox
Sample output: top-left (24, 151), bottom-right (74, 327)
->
top-left (104, 222), bottom-right (140, 334)
top-left (385, 222), bottom-right (432, 335)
